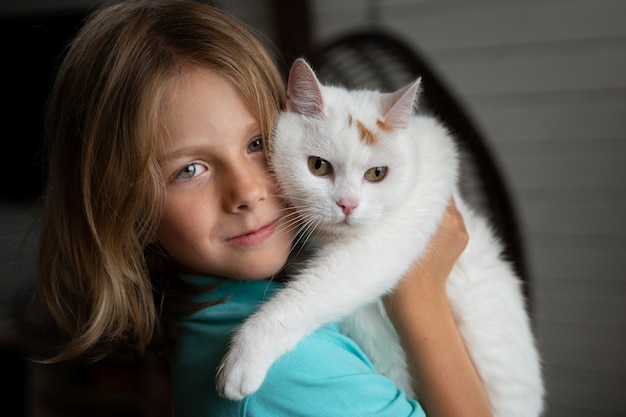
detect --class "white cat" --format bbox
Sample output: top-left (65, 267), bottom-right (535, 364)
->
top-left (216, 58), bottom-right (544, 417)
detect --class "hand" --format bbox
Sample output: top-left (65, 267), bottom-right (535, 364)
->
top-left (385, 197), bottom-right (468, 306)
top-left (415, 197), bottom-right (468, 288)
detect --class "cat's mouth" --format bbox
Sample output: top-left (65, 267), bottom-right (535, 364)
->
top-left (316, 217), bottom-right (357, 235)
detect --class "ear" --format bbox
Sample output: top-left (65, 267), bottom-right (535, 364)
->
top-left (383, 78), bottom-right (421, 129)
top-left (285, 58), bottom-right (324, 117)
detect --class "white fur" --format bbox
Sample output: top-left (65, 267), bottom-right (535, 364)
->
top-left (216, 59), bottom-right (544, 417)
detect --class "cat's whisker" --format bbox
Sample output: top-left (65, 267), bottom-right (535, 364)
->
top-left (283, 219), bottom-right (320, 263)
top-left (269, 208), bottom-right (322, 262)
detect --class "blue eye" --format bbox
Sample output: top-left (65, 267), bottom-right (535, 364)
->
top-left (178, 163), bottom-right (206, 180)
top-left (248, 138), bottom-right (264, 153)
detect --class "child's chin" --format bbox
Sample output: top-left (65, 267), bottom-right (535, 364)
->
top-left (243, 256), bottom-right (289, 281)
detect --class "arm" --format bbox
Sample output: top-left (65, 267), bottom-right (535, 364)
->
top-left (383, 198), bottom-right (493, 417)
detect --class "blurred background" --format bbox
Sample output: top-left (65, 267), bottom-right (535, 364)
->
top-left (1, 0), bottom-right (624, 416)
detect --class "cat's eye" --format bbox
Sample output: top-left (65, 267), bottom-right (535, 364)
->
top-left (308, 156), bottom-right (332, 176)
top-left (364, 166), bottom-right (387, 182)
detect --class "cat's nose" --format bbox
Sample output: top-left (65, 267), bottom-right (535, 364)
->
top-left (337, 198), bottom-right (358, 216)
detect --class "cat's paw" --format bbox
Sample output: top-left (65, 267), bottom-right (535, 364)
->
top-left (215, 346), bottom-right (271, 400)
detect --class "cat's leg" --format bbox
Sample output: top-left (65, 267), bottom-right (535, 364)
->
top-left (448, 262), bottom-right (543, 417)
top-left (447, 205), bottom-right (544, 416)
top-left (216, 237), bottom-right (419, 400)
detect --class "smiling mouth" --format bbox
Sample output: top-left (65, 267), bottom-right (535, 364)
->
top-left (227, 219), bottom-right (279, 247)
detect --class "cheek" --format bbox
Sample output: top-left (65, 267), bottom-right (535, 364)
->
top-left (158, 196), bottom-right (212, 246)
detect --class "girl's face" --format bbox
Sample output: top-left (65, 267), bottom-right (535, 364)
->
top-left (156, 68), bottom-right (294, 280)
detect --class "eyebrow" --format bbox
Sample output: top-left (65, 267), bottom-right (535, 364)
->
top-left (158, 120), bottom-right (261, 163)
top-left (159, 144), bottom-right (210, 160)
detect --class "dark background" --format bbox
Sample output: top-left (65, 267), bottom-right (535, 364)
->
top-left (1, 11), bottom-right (85, 202)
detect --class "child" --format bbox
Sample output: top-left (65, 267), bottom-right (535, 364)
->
top-left (38, 1), bottom-right (491, 416)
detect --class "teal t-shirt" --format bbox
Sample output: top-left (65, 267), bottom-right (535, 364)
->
top-left (170, 274), bottom-right (425, 417)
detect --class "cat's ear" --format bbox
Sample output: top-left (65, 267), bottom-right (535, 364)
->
top-left (384, 78), bottom-right (421, 129)
top-left (286, 58), bottom-right (324, 117)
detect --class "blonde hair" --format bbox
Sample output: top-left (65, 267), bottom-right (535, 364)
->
top-left (39, 0), bottom-right (286, 360)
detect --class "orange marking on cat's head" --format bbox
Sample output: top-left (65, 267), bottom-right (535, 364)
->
top-left (376, 118), bottom-right (393, 132)
top-left (347, 114), bottom-right (353, 126)
top-left (356, 120), bottom-right (378, 145)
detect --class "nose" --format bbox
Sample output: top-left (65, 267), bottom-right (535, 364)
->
top-left (223, 165), bottom-right (267, 213)
top-left (337, 198), bottom-right (358, 216)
